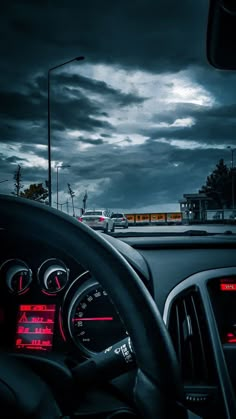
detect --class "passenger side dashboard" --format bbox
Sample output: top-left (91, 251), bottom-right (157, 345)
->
top-left (117, 235), bottom-right (236, 418)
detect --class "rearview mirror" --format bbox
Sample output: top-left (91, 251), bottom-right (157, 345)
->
top-left (207, 0), bottom-right (236, 69)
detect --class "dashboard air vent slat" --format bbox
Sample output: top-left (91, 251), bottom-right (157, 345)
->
top-left (190, 294), bottom-right (209, 381)
top-left (168, 288), bottom-right (214, 385)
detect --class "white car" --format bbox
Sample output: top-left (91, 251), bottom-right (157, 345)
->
top-left (111, 213), bottom-right (129, 229)
top-left (79, 210), bottom-right (115, 233)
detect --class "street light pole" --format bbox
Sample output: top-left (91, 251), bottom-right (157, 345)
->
top-left (56, 165), bottom-right (70, 210)
top-left (47, 56), bottom-right (85, 207)
top-left (227, 146), bottom-right (236, 210)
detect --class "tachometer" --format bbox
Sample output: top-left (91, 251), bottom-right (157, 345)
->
top-left (67, 283), bottom-right (127, 354)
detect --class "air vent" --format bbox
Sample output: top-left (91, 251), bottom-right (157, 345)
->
top-left (168, 288), bottom-right (214, 385)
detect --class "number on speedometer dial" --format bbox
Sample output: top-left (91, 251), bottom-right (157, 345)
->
top-left (68, 284), bottom-right (127, 354)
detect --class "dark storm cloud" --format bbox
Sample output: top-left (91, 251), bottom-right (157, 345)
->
top-left (54, 73), bottom-right (147, 107)
top-left (51, 97), bottom-right (113, 132)
top-left (19, 144), bottom-right (45, 155)
top-left (0, 90), bottom-right (46, 121)
top-left (0, 0), bottom-right (208, 89)
top-left (0, 74), bottom-right (118, 146)
top-left (5, 156), bottom-right (27, 164)
top-left (189, 66), bottom-right (236, 104)
top-left (60, 139), bottom-right (219, 210)
top-left (146, 100), bottom-right (236, 146)
top-left (1, 0), bottom-right (235, 211)
top-left (0, 80), bottom-right (110, 127)
top-left (0, 153), bottom-right (27, 174)
top-left (78, 137), bottom-right (105, 146)
top-left (100, 133), bottom-right (110, 138)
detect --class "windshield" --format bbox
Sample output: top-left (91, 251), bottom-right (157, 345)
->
top-left (1, 1), bottom-right (236, 235)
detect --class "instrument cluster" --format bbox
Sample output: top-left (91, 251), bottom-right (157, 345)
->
top-left (0, 257), bottom-right (126, 358)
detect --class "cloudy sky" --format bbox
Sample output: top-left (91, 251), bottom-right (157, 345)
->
top-left (1, 0), bottom-right (236, 214)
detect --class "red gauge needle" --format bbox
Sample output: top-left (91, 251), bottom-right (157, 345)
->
top-left (72, 317), bottom-right (114, 321)
top-left (19, 275), bottom-right (23, 292)
top-left (55, 276), bottom-right (61, 289)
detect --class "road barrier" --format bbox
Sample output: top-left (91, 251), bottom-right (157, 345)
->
top-left (125, 212), bottom-right (183, 225)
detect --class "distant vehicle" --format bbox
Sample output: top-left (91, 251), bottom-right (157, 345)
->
top-left (111, 213), bottom-right (129, 229)
top-left (78, 210), bottom-right (115, 233)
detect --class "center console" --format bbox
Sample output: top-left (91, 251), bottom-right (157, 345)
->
top-left (208, 277), bottom-right (236, 345)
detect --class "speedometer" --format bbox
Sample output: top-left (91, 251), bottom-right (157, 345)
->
top-left (68, 283), bottom-right (127, 354)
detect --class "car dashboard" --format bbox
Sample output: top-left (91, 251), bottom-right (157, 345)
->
top-left (2, 228), bottom-right (236, 418)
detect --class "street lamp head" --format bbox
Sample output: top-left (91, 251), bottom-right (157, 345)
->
top-left (75, 56), bottom-right (85, 61)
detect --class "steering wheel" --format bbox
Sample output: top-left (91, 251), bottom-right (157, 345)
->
top-left (0, 195), bottom-right (185, 418)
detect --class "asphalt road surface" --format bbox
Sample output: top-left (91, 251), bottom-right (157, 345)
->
top-left (110, 224), bottom-right (236, 234)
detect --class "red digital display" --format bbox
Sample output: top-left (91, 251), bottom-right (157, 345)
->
top-left (220, 278), bottom-right (236, 291)
top-left (15, 304), bottom-right (56, 351)
top-left (226, 333), bottom-right (236, 343)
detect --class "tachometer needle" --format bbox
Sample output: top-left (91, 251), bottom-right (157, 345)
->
top-left (55, 276), bottom-right (61, 289)
top-left (72, 317), bottom-right (113, 321)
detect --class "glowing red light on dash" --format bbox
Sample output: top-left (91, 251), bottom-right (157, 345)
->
top-left (72, 317), bottom-right (114, 321)
top-left (220, 283), bottom-right (236, 291)
top-left (59, 308), bottom-right (66, 342)
top-left (19, 305), bottom-right (56, 311)
top-left (226, 333), bottom-right (236, 343)
top-left (15, 304), bottom-right (56, 352)
top-left (220, 278), bottom-right (236, 291)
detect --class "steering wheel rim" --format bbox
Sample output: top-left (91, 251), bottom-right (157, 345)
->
top-left (0, 195), bottom-right (185, 418)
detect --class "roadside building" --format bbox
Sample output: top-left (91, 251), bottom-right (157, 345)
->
top-left (179, 193), bottom-right (212, 223)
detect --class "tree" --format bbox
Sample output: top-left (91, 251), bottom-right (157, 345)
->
top-left (13, 165), bottom-right (23, 196)
top-left (199, 159), bottom-right (232, 209)
top-left (20, 183), bottom-right (48, 203)
top-left (82, 190), bottom-right (88, 212)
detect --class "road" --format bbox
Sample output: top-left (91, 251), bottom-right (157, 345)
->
top-left (111, 224), bottom-right (236, 234)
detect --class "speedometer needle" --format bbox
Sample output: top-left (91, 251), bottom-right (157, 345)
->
top-left (72, 317), bottom-right (114, 321)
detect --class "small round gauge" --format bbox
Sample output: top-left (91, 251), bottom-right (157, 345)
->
top-left (38, 258), bottom-right (69, 294)
top-left (0, 259), bottom-right (32, 294)
top-left (67, 283), bottom-right (127, 354)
